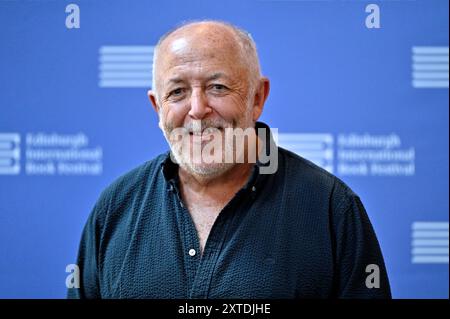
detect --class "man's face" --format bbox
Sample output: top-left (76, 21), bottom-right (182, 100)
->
top-left (151, 26), bottom-right (258, 177)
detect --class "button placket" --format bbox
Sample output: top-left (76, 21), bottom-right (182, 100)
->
top-left (170, 180), bottom-right (200, 290)
top-left (188, 210), bottom-right (233, 299)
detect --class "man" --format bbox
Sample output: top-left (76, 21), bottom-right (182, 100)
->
top-left (68, 20), bottom-right (391, 299)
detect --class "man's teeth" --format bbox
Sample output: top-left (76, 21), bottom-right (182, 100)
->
top-left (189, 128), bottom-right (222, 135)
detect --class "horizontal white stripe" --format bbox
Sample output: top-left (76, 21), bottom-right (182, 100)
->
top-left (100, 46), bottom-right (155, 54)
top-left (413, 63), bottom-right (449, 71)
top-left (0, 133), bottom-right (20, 143)
top-left (413, 231), bottom-right (449, 238)
top-left (0, 149), bottom-right (20, 159)
top-left (413, 55), bottom-right (449, 63)
top-left (412, 256), bottom-right (449, 264)
top-left (99, 63), bottom-right (152, 71)
top-left (412, 222), bottom-right (449, 230)
top-left (0, 165), bottom-right (20, 174)
top-left (413, 80), bottom-right (449, 88)
top-left (412, 247), bottom-right (449, 255)
top-left (99, 72), bottom-right (151, 79)
top-left (413, 72), bottom-right (449, 80)
top-left (0, 141), bottom-right (12, 149)
top-left (412, 239), bottom-right (449, 247)
top-left (99, 80), bottom-right (152, 88)
top-left (412, 47), bottom-right (449, 55)
top-left (0, 158), bottom-right (12, 166)
top-left (99, 55), bottom-right (153, 63)
top-left (276, 134), bottom-right (333, 143)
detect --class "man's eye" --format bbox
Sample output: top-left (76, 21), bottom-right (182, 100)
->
top-left (170, 88), bottom-right (185, 96)
top-left (211, 84), bottom-right (227, 91)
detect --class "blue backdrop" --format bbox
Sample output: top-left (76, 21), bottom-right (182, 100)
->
top-left (0, 0), bottom-right (448, 298)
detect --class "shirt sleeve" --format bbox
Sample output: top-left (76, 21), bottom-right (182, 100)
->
top-left (331, 192), bottom-right (392, 299)
top-left (67, 201), bottom-right (104, 299)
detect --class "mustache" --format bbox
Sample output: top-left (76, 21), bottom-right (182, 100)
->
top-left (175, 119), bottom-right (232, 134)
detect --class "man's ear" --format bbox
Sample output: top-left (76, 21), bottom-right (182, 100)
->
top-left (252, 77), bottom-right (270, 122)
top-left (147, 90), bottom-right (160, 113)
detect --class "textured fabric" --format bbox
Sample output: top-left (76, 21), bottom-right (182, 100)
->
top-left (67, 122), bottom-right (391, 299)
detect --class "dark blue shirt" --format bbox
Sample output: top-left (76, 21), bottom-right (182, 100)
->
top-left (68, 122), bottom-right (391, 299)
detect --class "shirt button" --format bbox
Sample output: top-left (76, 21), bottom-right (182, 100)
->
top-left (188, 249), bottom-right (196, 257)
top-left (251, 186), bottom-right (256, 192)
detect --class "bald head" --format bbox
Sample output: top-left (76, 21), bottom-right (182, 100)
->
top-left (151, 20), bottom-right (262, 100)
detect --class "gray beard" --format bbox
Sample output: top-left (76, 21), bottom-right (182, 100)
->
top-left (159, 112), bottom-right (253, 178)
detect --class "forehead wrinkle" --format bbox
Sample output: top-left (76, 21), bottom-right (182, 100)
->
top-left (166, 77), bottom-right (184, 86)
top-left (164, 72), bottom-right (232, 90)
top-left (159, 50), bottom-right (245, 85)
top-left (162, 55), bottom-right (237, 80)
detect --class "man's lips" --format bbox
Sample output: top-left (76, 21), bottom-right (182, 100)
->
top-left (186, 128), bottom-right (224, 143)
top-left (188, 127), bottom-right (223, 136)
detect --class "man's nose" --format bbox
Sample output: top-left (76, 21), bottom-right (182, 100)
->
top-left (188, 88), bottom-right (212, 120)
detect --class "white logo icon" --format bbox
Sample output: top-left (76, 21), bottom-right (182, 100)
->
top-left (65, 264), bottom-right (80, 289)
top-left (277, 133), bottom-right (334, 173)
top-left (99, 45), bottom-right (154, 88)
top-left (412, 221), bottom-right (449, 264)
top-left (365, 264), bottom-right (380, 289)
top-left (0, 133), bottom-right (20, 175)
top-left (412, 46), bottom-right (449, 88)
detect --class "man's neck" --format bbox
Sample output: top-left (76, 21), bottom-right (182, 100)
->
top-left (178, 161), bottom-right (254, 197)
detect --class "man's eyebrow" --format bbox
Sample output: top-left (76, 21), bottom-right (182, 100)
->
top-left (206, 73), bottom-right (230, 81)
top-left (164, 73), bottom-right (230, 87)
top-left (165, 77), bottom-right (185, 86)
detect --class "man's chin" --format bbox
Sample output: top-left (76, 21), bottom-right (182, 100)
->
top-left (180, 161), bottom-right (235, 178)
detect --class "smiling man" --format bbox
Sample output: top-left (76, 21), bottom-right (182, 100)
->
top-left (68, 20), bottom-right (391, 299)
